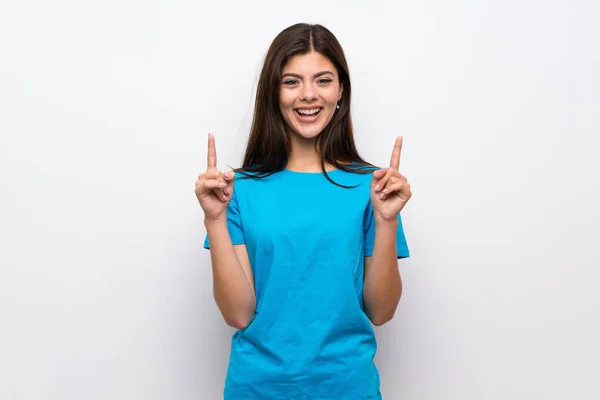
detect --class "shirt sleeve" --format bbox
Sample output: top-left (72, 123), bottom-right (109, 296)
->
top-left (363, 200), bottom-right (410, 259)
top-left (203, 188), bottom-right (245, 249)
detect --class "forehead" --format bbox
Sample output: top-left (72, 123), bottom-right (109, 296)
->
top-left (282, 51), bottom-right (337, 75)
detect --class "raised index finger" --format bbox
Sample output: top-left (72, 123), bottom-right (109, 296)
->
top-left (207, 133), bottom-right (217, 170)
top-left (389, 136), bottom-right (403, 170)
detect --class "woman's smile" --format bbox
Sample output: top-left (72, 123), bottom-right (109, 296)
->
top-left (295, 107), bottom-right (323, 123)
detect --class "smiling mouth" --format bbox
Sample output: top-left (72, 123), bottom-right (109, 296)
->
top-left (295, 108), bottom-right (322, 117)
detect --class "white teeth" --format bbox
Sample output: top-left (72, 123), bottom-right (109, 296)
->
top-left (297, 108), bottom-right (320, 115)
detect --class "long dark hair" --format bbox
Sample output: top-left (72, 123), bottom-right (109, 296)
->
top-left (236, 23), bottom-right (375, 186)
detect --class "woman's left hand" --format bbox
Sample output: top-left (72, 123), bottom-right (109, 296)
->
top-left (371, 136), bottom-right (412, 222)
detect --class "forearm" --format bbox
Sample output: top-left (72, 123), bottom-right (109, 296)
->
top-left (205, 218), bottom-right (256, 329)
top-left (363, 218), bottom-right (402, 326)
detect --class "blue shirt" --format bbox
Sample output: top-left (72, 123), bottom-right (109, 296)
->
top-left (204, 167), bottom-right (409, 399)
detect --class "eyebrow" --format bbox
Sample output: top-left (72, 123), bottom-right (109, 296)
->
top-left (281, 70), bottom-right (335, 79)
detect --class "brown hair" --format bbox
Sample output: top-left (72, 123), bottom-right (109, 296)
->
top-left (236, 23), bottom-right (375, 186)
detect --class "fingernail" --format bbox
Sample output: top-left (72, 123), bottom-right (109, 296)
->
top-left (220, 182), bottom-right (227, 187)
top-left (375, 184), bottom-right (381, 191)
top-left (379, 193), bottom-right (385, 199)
top-left (224, 188), bottom-right (229, 195)
top-left (223, 172), bottom-right (230, 179)
top-left (382, 189), bottom-right (388, 194)
top-left (222, 195), bottom-right (227, 201)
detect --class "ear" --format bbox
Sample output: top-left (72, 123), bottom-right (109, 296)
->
top-left (338, 85), bottom-right (344, 101)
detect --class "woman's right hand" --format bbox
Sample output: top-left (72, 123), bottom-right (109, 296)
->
top-left (195, 134), bottom-right (235, 223)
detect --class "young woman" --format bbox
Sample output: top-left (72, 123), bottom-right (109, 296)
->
top-left (195, 23), bottom-right (412, 400)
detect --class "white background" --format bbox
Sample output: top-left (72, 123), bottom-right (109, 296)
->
top-left (1, 0), bottom-right (599, 399)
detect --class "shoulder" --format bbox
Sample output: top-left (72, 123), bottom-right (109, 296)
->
top-left (341, 161), bottom-right (380, 174)
top-left (231, 169), bottom-right (284, 195)
top-left (337, 162), bottom-right (378, 183)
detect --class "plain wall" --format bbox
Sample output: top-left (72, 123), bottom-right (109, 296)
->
top-left (1, 0), bottom-right (599, 399)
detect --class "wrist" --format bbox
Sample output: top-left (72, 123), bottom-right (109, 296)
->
top-left (204, 217), bottom-right (228, 230)
top-left (374, 215), bottom-right (399, 229)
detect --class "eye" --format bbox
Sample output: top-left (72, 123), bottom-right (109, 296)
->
top-left (282, 79), bottom-right (299, 85)
top-left (318, 78), bottom-right (333, 84)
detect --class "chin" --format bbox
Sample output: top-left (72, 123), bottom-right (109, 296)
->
top-left (294, 127), bottom-right (324, 140)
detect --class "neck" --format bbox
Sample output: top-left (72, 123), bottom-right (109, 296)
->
top-left (286, 134), bottom-right (335, 172)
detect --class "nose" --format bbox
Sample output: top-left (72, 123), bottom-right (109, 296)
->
top-left (300, 82), bottom-right (317, 102)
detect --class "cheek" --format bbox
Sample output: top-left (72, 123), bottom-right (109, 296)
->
top-left (279, 98), bottom-right (295, 126)
top-left (324, 89), bottom-right (340, 106)
top-left (278, 101), bottom-right (289, 118)
top-left (279, 91), bottom-right (294, 109)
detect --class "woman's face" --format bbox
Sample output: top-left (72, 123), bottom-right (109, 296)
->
top-left (279, 51), bottom-right (343, 140)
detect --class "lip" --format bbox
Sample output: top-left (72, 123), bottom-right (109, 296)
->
top-left (295, 106), bottom-right (323, 110)
top-left (294, 107), bottom-right (323, 123)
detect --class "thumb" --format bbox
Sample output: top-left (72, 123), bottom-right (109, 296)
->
top-left (371, 168), bottom-right (385, 186)
top-left (223, 170), bottom-right (236, 186)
